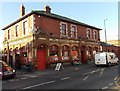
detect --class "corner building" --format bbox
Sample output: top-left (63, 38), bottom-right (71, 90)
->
top-left (2, 5), bottom-right (102, 70)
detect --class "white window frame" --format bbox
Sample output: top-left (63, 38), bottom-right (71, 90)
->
top-left (60, 22), bottom-right (68, 37)
top-left (93, 30), bottom-right (98, 40)
top-left (86, 28), bottom-right (92, 39)
top-left (22, 18), bottom-right (28, 36)
top-left (15, 24), bottom-right (19, 38)
top-left (70, 24), bottom-right (77, 38)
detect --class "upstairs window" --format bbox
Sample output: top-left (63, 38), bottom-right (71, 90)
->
top-left (8, 29), bottom-right (10, 39)
top-left (15, 25), bottom-right (19, 37)
top-left (60, 22), bottom-right (68, 37)
top-left (93, 30), bottom-right (98, 40)
top-left (23, 21), bottom-right (27, 35)
top-left (61, 24), bottom-right (66, 35)
top-left (71, 25), bottom-right (77, 38)
top-left (86, 28), bottom-right (91, 39)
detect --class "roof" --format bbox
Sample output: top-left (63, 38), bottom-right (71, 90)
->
top-left (2, 10), bottom-right (102, 30)
top-left (100, 42), bottom-right (115, 46)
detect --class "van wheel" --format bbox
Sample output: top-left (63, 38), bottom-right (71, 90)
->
top-left (108, 62), bottom-right (111, 67)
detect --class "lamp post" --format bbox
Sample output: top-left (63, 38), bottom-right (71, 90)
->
top-left (104, 19), bottom-right (107, 51)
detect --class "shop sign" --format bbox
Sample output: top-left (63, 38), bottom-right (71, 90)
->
top-left (39, 38), bottom-right (46, 40)
top-left (62, 56), bottom-right (69, 60)
top-left (55, 63), bottom-right (64, 71)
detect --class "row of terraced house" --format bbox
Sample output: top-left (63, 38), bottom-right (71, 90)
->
top-left (2, 4), bottom-right (119, 70)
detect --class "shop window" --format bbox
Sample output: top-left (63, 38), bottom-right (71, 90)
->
top-left (72, 46), bottom-right (79, 60)
top-left (62, 45), bottom-right (69, 60)
top-left (50, 45), bottom-right (58, 61)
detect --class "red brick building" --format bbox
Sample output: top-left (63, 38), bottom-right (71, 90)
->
top-left (100, 42), bottom-right (120, 58)
top-left (2, 5), bottom-right (101, 70)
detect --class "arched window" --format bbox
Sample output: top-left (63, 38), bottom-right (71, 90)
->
top-left (50, 45), bottom-right (59, 62)
top-left (62, 45), bottom-right (69, 60)
top-left (86, 28), bottom-right (91, 39)
top-left (72, 46), bottom-right (79, 60)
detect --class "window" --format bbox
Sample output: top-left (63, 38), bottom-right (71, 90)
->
top-left (8, 29), bottom-right (10, 39)
top-left (71, 25), bottom-right (77, 38)
top-left (61, 24), bottom-right (66, 35)
top-left (93, 30), bottom-right (98, 40)
top-left (86, 28), bottom-right (91, 39)
top-left (23, 21), bottom-right (27, 35)
top-left (15, 25), bottom-right (19, 37)
top-left (50, 45), bottom-right (58, 62)
top-left (72, 46), bottom-right (79, 60)
top-left (60, 22), bottom-right (68, 37)
top-left (62, 45), bottom-right (69, 60)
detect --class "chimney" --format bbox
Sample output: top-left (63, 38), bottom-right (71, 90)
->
top-left (44, 5), bottom-right (51, 13)
top-left (20, 4), bottom-right (25, 17)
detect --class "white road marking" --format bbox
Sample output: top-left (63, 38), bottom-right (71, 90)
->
top-left (100, 68), bottom-right (105, 77)
top-left (61, 77), bottom-right (70, 80)
top-left (83, 75), bottom-right (89, 80)
top-left (23, 80), bottom-right (56, 89)
top-left (83, 69), bottom-right (99, 75)
top-left (109, 83), bottom-right (114, 86)
top-left (21, 77), bottom-right (27, 80)
top-left (102, 86), bottom-right (108, 89)
top-left (111, 66), bottom-right (117, 68)
top-left (91, 70), bottom-right (95, 73)
top-left (83, 72), bottom-right (91, 75)
top-left (24, 75), bottom-right (36, 78)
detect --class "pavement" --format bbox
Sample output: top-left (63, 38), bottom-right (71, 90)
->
top-left (11, 63), bottom-right (79, 80)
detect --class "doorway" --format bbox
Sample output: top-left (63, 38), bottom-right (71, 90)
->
top-left (37, 45), bottom-right (47, 70)
top-left (81, 46), bottom-right (87, 64)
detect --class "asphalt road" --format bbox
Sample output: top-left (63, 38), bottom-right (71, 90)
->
top-left (2, 63), bottom-right (119, 90)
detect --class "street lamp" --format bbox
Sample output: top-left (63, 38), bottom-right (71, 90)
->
top-left (104, 19), bottom-right (107, 51)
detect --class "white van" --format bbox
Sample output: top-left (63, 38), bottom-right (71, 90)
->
top-left (95, 52), bottom-right (118, 66)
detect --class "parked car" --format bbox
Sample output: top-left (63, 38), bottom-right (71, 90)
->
top-left (0, 60), bottom-right (16, 80)
top-left (95, 52), bottom-right (118, 67)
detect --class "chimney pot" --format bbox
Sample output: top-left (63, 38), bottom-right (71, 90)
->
top-left (44, 5), bottom-right (51, 13)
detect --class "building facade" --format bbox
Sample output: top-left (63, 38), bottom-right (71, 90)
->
top-left (2, 5), bottom-right (101, 70)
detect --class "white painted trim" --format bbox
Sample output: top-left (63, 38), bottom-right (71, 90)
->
top-left (60, 22), bottom-right (68, 37)
top-left (93, 30), bottom-right (98, 40)
top-left (70, 24), bottom-right (77, 38)
top-left (14, 23), bottom-right (19, 38)
top-left (86, 28), bottom-right (91, 39)
top-left (22, 18), bottom-right (29, 36)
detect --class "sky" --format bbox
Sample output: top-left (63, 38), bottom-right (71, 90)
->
top-left (0, 1), bottom-right (118, 50)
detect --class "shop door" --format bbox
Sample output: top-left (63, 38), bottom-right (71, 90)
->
top-left (37, 49), bottom-right (46, 70)
top-left (81, 47), bottom-right (87, 64)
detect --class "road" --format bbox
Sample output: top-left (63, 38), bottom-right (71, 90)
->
top-left (2, 63), bottom-right (119, 90)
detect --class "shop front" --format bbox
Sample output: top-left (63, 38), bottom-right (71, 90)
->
top-left (49, 45), bottom-right (59, 63)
